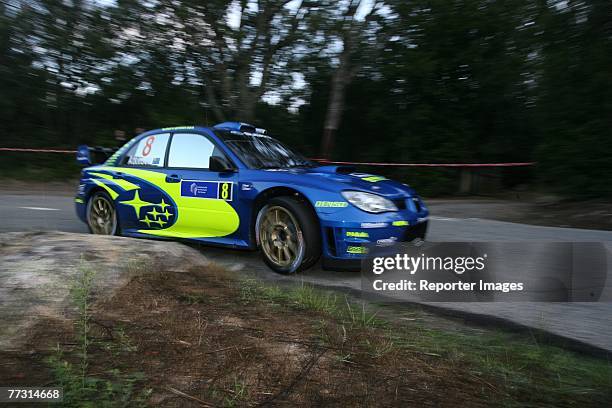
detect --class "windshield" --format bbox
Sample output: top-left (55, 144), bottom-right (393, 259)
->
top-left (216, 130), bottom-right (313, 169)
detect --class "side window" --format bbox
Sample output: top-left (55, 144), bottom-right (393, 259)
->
top-left (123, 133), bottom-right (170, 167)
top-left (167, 133), bottom-right (223, 169)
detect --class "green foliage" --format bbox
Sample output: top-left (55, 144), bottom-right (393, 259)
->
top-left (70, 261), bottom-right (96, 387)
top-left (0, 1), bottom-right (610, 196)
top-left (46, 261), bottom-right (149, 407)
top-left (46, 350), bottom-right (149, 408)
top-left (239, 279), bottom-right (385, 329)
top-left (534, 1), bottom-right (612, 198)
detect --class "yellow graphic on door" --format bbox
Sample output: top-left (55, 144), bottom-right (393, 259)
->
top-left (93, 167), bottom-right (239, 238)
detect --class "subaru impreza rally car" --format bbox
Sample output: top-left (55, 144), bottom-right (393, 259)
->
top-left (75, 122), bottom-right (428, 273)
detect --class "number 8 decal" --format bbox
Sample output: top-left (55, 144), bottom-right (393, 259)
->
top-left (219, 182), bottom-right (232, 201)
top-left (142, 136), bottom-right (155, 156)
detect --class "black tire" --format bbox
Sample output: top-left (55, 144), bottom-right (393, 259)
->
top-left (86, 191), bottom-right (120, 235)
top-left (256, 196), bottom-right (321, 274)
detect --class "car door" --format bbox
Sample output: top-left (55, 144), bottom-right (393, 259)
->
top-left (155, 132), bottom-right (240, 239)
top-left (103, 132), bottom-right (174, 233)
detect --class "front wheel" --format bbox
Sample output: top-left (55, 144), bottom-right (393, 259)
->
top-left (86, 191), bottom-right (119, 235)
top-left (257, 197), bottom-right (321, 274)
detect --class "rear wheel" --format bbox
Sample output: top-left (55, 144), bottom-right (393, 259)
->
top-left (257, 197), bottom-right (321, 274)
top-left (86, 191), bottom-right (118, 235)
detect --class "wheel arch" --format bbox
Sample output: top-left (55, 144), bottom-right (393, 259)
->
top-left (85, 185), bottom-right (106, 201)
top-left (251, 186), bottom-right (320, 247)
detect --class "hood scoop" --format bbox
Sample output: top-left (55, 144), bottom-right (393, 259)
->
top-left (313, 165), bottom-right (356, 174)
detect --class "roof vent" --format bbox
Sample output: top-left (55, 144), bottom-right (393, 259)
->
top-left (213, 122), bottom-right (266, 134)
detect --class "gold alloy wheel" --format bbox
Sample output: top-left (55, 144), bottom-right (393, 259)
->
top-left (259, 205), bottom-right (304, 269)
top-left (88, 194), bottom-right (117, 235)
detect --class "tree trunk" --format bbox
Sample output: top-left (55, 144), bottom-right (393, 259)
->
top-left (320, 38), bottom-right (352, 159)
top-left (203, 84), bottom-right (226, 123)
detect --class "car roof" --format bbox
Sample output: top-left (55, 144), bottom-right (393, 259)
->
top-left (144, 122), bottom-right (267, 137)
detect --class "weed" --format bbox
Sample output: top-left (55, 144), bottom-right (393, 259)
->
top-left (341, 296), bottom-right (385, 329)
top-left (69, 261), bottom-right (96, 387)
top-left (334, 353), bottom-right (354, 365)
top-left (46, 348), bottom-right (149, 407)
top-left (362, 337), bottom-right (397, 359)
top-left (46, 261), bottom-right (149, 407)
top-left (224, 377), bottom-right (248, 407)
top-left (116, 328), bottom-right (137, 353)
top-left (291, 284), bottom-right (338, 313)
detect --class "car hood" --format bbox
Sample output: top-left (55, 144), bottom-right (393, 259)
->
top-left (265, 165), bottom-right (417, 198)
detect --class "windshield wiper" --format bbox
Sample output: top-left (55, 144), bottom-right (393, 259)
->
top-left (257, 165), bottom-right (282, 169)
top-left (257, 161), bottom-right (313, 170)
top-left (286, 162), bottom-right (315, 168)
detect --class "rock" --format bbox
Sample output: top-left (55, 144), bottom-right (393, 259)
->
top-left (0, 231), bottom-right (210, 351)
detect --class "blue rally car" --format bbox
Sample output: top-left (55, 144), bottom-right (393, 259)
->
top-left (75, 122), bottom-right (428, 273)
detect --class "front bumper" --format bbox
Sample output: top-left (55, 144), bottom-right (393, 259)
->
top-left (321, 221), bottom-right (428, 270)
top-left (317, 194), bottom-right (429, 269)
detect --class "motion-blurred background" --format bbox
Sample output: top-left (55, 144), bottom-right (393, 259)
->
top-left (0, 0), bottom-right (610, 197)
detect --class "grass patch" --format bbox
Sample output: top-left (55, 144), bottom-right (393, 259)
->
top-left (241, 278), bottom-right (612, 406)
top-left (406, 327), bottom-right (612, 406)
top-left (240, 279), bottom-right (385, 329)
top-left (3, 261), bottom-right (609, 406)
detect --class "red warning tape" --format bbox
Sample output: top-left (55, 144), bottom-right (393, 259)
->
top-left (0, 147), bottom-right (76, 154)
top-left (0, 147), bottom-right (535, 168)
top-left (311, 159), bottom-right (536, 168)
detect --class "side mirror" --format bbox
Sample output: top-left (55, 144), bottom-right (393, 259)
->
top-left (76, 145), bottom-right (117, 166)
top-left (209, 155), bottom-right (236, 172)
top-left (76, 145), bottom-right (92, 166)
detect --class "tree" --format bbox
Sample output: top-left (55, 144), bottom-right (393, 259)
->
top-left (535, 0), bottom-right (612, 197)
top-left (120, 0), bottom-right (320, 123)
top-left (319, 0), bottom-right (388, 158)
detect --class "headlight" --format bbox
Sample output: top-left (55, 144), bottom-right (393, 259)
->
top-left (341, 191), bottom-right (398, 213)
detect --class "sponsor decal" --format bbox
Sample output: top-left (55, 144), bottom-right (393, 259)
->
top-left (376, 237), bottom-right (398, 245)
top-left (392, 220), bottom-right (410, 226)
top-left (362, 176), bottom-right (387, 182)
top-left (350, 172), bottom-right (388, 183)
top-left (191, 183), bottom-right (209, 196)
top-left (127, 134), bottom-right (170, 167)
top-left (347, 246), bottom-right (368, 254)
top-left (315, 201), bottom-right (348, 208)
top-left (118, 190), bottom-right (176, 230)
top-left (361, 222), bottom-right (388, 228)
top-left (161, 126), bottom-right (195, 131)
top-left (346, 231), bottom-right (369, 238)
top-left (140, 204), bottom-right (173, 228)
top-left (181, 180), bottom-right (233, 201)
top-left (75, 198), bottom-right (84, 204)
